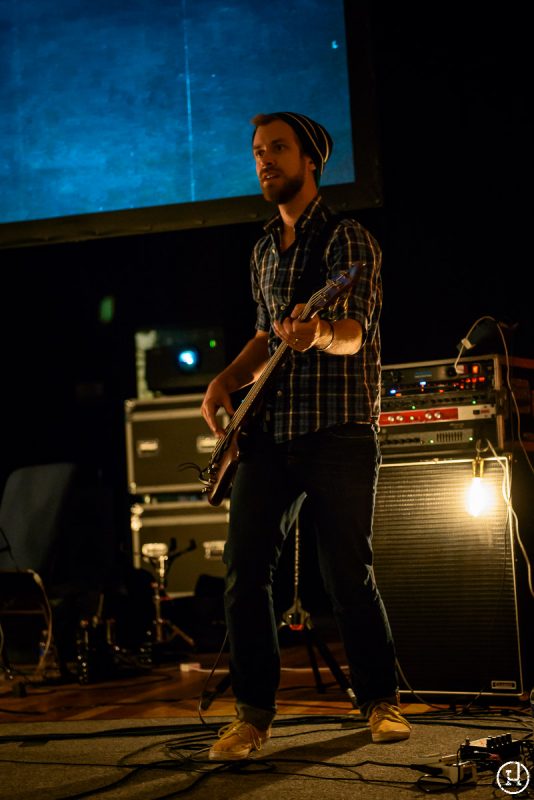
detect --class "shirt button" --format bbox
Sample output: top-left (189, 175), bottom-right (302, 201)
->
top-left (276, 390), bottom-right (283, 397)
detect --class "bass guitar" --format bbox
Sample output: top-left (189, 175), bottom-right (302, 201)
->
top-left (199, 262), bottom-right (362, 506)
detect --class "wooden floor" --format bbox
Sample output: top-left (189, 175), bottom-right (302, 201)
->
top-left (0, 640), bottom-right (433, 724)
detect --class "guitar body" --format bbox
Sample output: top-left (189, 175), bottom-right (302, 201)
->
top-left (204, 426), bottom-right (242, 506)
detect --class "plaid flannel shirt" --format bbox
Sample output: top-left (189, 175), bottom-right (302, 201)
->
top-left (251, 196), bottom-right (382, 443)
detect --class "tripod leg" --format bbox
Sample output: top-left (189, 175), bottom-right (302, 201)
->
top-left (306, 622), bottom-right (358, 709)
top-left (165, 621), bottom-right (195, 648)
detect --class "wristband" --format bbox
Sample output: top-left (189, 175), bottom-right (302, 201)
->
top-left (317, 320), bottom-right (335, 351)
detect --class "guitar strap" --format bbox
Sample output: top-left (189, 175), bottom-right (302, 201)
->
top-left (278, 210), bottom-right (344, 321)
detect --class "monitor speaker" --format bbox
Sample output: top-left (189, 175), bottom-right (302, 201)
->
top-left (372, 455), bottom-right (532, 699)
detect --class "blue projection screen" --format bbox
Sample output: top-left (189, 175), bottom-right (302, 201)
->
top-left (0, 0), bottom-right (382, 247)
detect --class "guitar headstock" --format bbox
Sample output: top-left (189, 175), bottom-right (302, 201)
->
top-left (304, 261), bottom-right (363, 318)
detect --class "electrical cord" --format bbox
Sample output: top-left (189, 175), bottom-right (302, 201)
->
top-left (485, 436), bottom-right (534, 599)
top-left (455, 315), bottom-right (534, 475)
top-left (196, 629), bottom-right (230, 731)
top-left (2, 711), bottom-right (533, 800)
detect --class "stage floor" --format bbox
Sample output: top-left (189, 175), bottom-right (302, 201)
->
top-left (1, 644), bottom-right (532, 799)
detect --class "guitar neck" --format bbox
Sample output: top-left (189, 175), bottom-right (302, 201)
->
top-left (226, 287), bottom-right (322, 434)
top-left (209, 339), bottom-right (289, 465)
top-left (227, 339), bottom-right (289, 433)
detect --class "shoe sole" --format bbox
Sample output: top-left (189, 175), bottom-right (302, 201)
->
top-left (209, 741), bottom-right (270, 760)
top-left (209, 751), bottom-right (252, 760)
top-left (371, 730), bottom-right (411, 743)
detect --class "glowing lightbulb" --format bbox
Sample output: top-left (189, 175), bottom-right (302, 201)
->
top-left (466, 475), bottom-right (492, 517)
top-left (465, 454), bottom-right (495, 517)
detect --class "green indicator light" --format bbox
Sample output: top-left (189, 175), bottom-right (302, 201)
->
top-left (209, 339), bottom-right (217, 348)
top-left (99, 295), bottom-right (115, 323)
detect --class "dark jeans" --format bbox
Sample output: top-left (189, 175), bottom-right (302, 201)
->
top-left (223, 422), bottom-right (398, 729)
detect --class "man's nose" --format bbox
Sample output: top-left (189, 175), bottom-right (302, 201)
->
top-left (259, 151), bottom-right (275, 167)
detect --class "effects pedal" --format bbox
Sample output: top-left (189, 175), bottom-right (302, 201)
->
top-left (413, 753), bottom-right (477, 787)
top-left (459, 733), bottom-right (522, 771)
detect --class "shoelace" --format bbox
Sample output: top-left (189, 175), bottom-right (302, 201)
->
top-left (371, 704), bottom-right (407, 723)
top-left (217, 720), bottom-right (263, 748)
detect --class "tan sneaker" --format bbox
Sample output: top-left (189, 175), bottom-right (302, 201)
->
top-left (209, 719), bottom-right (271, 760)
top-left (368, 702), bottom-right (411, 743)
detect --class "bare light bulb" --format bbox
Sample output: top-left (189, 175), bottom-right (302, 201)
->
top-left (465, 456), bottom-right (493, 517)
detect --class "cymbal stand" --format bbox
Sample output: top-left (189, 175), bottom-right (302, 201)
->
top-left (142, 542), bottom-right (195, 649)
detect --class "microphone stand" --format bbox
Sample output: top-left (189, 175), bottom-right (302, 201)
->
top-left (278, 516), bottom-right (358, 708)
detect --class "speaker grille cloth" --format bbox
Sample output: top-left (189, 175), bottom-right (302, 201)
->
top-left (372, 457), bottom-right (522, 695)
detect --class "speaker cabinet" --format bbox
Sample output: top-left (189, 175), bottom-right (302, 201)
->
top-left (372, 455), bottom-right (531, 699)
top-left (124, 394), bottom-right (229, 495)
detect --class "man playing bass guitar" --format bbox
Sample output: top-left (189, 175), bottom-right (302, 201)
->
top-left (201, 111), bottom-right (411, 759)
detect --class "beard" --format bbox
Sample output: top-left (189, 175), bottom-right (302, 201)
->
top-left (261, 168), bottom-right (306, 205)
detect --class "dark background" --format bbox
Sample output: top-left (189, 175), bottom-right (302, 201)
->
top-left (0, 6), bottom-right (532, 574)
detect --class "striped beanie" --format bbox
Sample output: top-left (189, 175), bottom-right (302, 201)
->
top-left (253, 112), bottom-right (333, 178)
